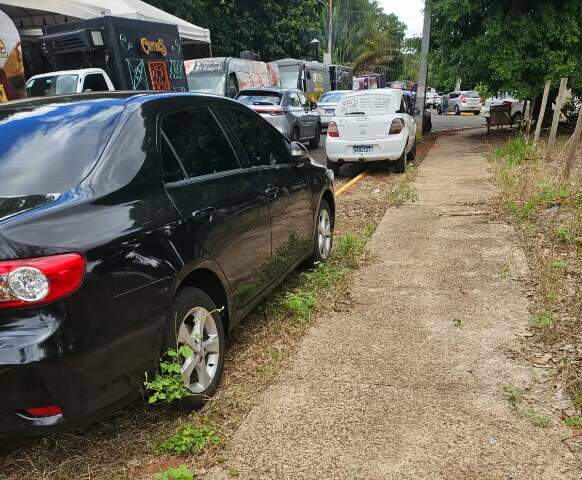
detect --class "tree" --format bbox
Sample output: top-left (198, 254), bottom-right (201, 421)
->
top-left (430, 0), bottom-right (582, 99)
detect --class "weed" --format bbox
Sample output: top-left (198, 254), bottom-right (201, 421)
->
top-left (499, 262), bottom-right (511, 279)
top-left (144, 347), bottom-right (194, 405)
top-left (563, 416), bottom-right (582, 427)
top-left (452, 318), bottom-right (464, 329)
top-left (570, 383), bottom-right (582, 411)
top-left (504, 385), bottom-right (550, 427)
top-left (154, 465), bottom-right (195, 480)
top-left (280, 291), bottom-right (317, 321)
top-left (556, 225), bottom-right (575, 242)
top-left (387, 164), bottom-right (418, 206)
top-left (494, 136), bottom-right (537, 165)
top-left (335, 233), bottom-right (367, 269)
top-left (549, 259), bottom-right (567, 269)
top-left (159, 424), bottom-right (220, 455)
top-left (504, 385), bottom-right (525, 406)
top-left (229, 468), bottom-right (241, 477)
top-left (529, 312), bottom-right (553, 329)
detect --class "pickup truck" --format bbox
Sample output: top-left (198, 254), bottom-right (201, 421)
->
top-left (25, 68), bottom-right (115, 97)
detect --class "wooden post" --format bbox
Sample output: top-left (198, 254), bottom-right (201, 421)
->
top-left (534, 80), bottom-right (551, 144)
top-left (562, 105), bottom-right (582, 181)
top-left (415, 1), bottom-right (431, 138)
top-left (525, 98), bottom-right (536, 138)
top-left (545, 77), bottom-right (568, 160)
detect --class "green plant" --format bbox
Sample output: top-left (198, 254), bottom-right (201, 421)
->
top-left (556, 225), bottom-right (574, 242)
top-left (159, 424), bottom-right (220, 455)
top-left (229, 468), bottom-right (241, 477)
top-left (452, 318), bottom-right (464, 329)
top-left (563, 416), bottom-right (582, 427)
top-left (280, 291), bottom-right (317, 321)
top-left (529, 312), bottom-right (553, 329)
top-left (504, 385), bottom-right (550, 427)
top-left (499, 262), bottom-right (510, 279)
top-left (494, 137), bottom-right (537, 166)
top-left (154, 465), bottom-right (195, 480)
top-left (144, 346), bottom-right (193, 404)
top-left (549, 259), bottom-right (567, 269)
top-left (335, 233), bottom-right (367, 269)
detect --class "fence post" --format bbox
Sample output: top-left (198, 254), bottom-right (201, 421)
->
top-left (545, 77), bottom-right (568, 161)
top-left (534, 80), bottom-right (551, 144)
top-left (562, 105), bottom-right (582, 181)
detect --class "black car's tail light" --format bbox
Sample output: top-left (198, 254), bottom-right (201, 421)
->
top-left (23, 405), bottom-right (63, 418)
top-left (328, 121), bottom-right (339, 137)
top-left (389, 118), bottom-right (404, 135)
top-left (0, 254), bottom-right (85, 309)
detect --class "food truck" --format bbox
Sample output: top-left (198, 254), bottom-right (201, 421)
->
top-left (0, 9), bottom-right (26, 102)
top-left (328, 64), bottom-right (353, 91)
top-left (276, 58), bottom-right (331, 102)
top-left (38, 16), bottom-right (188, 92)
top-left (184, 57), bottom-right (276, 98)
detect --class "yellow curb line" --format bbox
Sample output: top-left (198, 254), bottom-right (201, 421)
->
top-left (335, 170), bottom-right (367, 197)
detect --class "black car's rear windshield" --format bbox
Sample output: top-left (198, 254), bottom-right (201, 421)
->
top-left (237, 91), bottom-right (282, 106)
top-left (0, 100), bottom-right (124, 197)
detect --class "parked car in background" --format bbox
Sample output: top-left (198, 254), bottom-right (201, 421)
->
top-left (236, 87), bottom-right (322, 147)
top-left (425, 91), bottom-right (438, 108)
top-left (25, 68), bottom-right (114, 97)
top-left (326, 89), bottom-right (417, 175)
top-left (316, 90), bottom-right (351, 128)
top-left (447, 91), bottom-right (482, 115)
top-left (185, 57), bottom-right (275, 98)
top-left (0, 92), bottom-right (335, 435)
top-left (481, 96), bottom-right (525, 123)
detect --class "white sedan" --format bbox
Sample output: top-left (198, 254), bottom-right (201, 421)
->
top-left (325, 89), bottom-right (417, 174)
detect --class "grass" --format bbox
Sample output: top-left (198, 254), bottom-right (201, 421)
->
top-left (387, 163), bottom-right (418, 206)
top-left (452, 318), bottom-right (464, 329)
top-left (492, 133), bottom-right (581, 418)
top-left (504, 385), bottom-right (551, 428)
top-left (563, 416), bottom-right (582, 427)
top-left (158, 424), bottom-right (220, 455)
top-left (153, 465), bottom-right (195, 480)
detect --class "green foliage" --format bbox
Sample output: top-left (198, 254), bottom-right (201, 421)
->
top-left (431, 0), bottom-right (582, 98)
top-left (281, 291), bottom-right (317, 321)
top-left (529, 312), bottom-right (553, 328)
top-left (154, 465), bottom-right (195, 480)
top-left (549, 259), bottom-right (567, 269)
top-left (563, 416), bottom-right (582, 427)
top-left (159, 424), bottom-right (220, 455)
top-left (452, 318), bottom-right (465, 329)
top-left (228, 468), bottom-right (241, 477)
top-left (504, 385), bottom-right (550, 427)
top-left (494, 137), bottom-right (537, 166)
top-left (144, 347), bottom-right (193, 405)
top-left (335, 233), bottom-right (368, 269)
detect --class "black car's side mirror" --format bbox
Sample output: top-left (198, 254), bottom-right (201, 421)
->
top-left (291, 141), bottom-right (308, 163)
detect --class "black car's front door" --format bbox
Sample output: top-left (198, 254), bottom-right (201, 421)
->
top-left (216, 106), bottom-right (314, 281)
top-left (160, 105), bottom-right (271, 307)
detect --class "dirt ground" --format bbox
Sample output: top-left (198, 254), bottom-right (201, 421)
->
top-left (203, 129), bottom-right (582, 479)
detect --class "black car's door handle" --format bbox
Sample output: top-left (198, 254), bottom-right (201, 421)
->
top-left (191, 207), bottom-right (216, 219)
top-left (264, 186), bottom-right (278, 200)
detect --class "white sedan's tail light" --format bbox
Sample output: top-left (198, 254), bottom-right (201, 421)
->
top-left (389, 118), bottom-right (404, 135)
top-left (328, 121), bottom-right (339, 137)
top-left (0, 254), bottom-right (85, 309)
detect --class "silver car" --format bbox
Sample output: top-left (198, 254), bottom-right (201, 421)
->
top-left (316, 90), bottom-right (352, 127)
top-left (447, 91), bottom-right (482, 115)
top-left (236, 87), bottom-right (322, 148)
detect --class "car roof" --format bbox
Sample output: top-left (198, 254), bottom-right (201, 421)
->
top-left (27, 68), bottom-right (107, 80)
top-left (0, 91), bottom-right (237, 111)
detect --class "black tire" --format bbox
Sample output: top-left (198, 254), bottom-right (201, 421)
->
top-left (307, 199), bottom-right (333, 265)
top-left (166, 287), bottom-right (225, 410)
top-left (309, 123), bottom-right (322, 148)
top-left (406, 139), bottom-right (417, 161)
top-left (326, 159), bottom-right (340, 176)
top-left (455, 105), bottom-right (461, 115)
top-left (473, 111), bottom-right (480, 116)
top-left (393, 148), bottom-right (407, 174)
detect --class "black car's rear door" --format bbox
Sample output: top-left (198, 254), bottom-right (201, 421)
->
top-left (160, 103), bottom-right (271, 307)
top-left (215, 105), bottom-right (314, 281)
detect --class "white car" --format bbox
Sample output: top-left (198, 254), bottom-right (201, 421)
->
top-left (481, 97), bottom-right (525, 123)
top-left (325, 89), bottom-right (417, 174)
top-left (26, 68), bottom-right (115, 97)
top-left (317, 90), bottom-right (352, 127)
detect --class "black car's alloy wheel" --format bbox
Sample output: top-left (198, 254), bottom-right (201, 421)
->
top-left (309, 200), bottom-right (333, 264)
top-left (170, 287), bottom-right (225, 409)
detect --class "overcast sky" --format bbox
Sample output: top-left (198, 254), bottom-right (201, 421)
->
top-left (380, 0), bottom-right (425, 37)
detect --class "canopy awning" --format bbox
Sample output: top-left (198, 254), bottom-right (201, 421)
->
top-left (0, 0), bottom-right (211, 43)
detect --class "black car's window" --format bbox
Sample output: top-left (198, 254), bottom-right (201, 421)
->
top-left (83, 74), bottom-right (109, 92)
top-left (161, 107), bottom-right (240, 178)
top-left (0, 102), bottom-right (124, 196)
top-left (217, 107), bottom-right (290, 166)
top-left (161, 133), bottom-right (187, 183)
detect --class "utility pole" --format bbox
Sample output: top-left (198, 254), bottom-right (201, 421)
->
top-left (416, 1), bottom-right (431, 137)
top-left (327, 0), bottom-right (333, 64)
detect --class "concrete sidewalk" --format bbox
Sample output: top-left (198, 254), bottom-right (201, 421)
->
top-left (208, 130), bottom-right (580, 479)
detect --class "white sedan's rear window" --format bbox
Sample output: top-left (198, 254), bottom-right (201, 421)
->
top-left (336, 93), bottom-right (397, 116)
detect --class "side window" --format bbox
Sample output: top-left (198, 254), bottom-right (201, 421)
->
top-left (218, 107), bottom-right (290, 166)
top-left (289, 93), bottom-right (301, 108)
top-left (161, 133), bottom-right (187, 183)
top-left (161, 107), bottom-right (240, 178)
top-left (83, 74), bottom-right (109, 92)
top-left (298, 92), bottom-right (309, 109)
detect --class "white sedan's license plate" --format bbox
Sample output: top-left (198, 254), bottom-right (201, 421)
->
top-left (353, 145), bottom-right (373, 154)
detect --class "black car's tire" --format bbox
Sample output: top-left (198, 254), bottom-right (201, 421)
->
top-left (326, 159), bottom-right (340, 176)
top-left (309, 124), bottom-right (322, 148)
top-left (307, 199), bottom-right (333, 265)
top-left (455, 105), bottom-right (461, 115)
top-left (406, 139), bottom-right (417, 161)
top-left (166, 287), bottom-right (225, 410)
top-left (393, 148), bottom-right (407, 173)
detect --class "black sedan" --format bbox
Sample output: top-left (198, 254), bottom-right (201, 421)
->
top-left (0, 92), bottom-right (335, 434)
